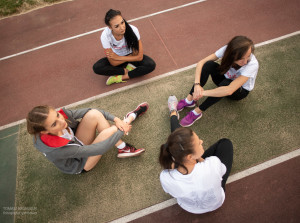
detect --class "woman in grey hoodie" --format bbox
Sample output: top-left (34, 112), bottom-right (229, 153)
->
top-left (26, 102), bottom-right (148, 174)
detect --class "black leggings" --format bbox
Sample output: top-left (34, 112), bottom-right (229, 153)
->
top-left (189, 61), bottom-right (249, 111)
top-left (93, 54), bottom-right (156, 79)
top-left (170, 115), bottom-right (233, 190)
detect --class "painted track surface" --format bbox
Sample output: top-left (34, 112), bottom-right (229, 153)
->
top-left (0, 0), bottom-right (300, 127)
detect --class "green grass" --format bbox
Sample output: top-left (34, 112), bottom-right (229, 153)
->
top-left (0, 0), bottom-right (62, 17)
top-left (15, 34), bottom-right (300, 222)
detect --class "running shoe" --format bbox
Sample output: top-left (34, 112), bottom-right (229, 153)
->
top-left (180, 110), bottom-right (202, 127)
top-left (106, 75), bottom-right (126, 85)
top-left (177, 99), bottom-right (196, 111)
top-left (117, 143), bottom-right (145, 158)
top-left (126, 102), bottom-right (149, 120)
top-left (126, 63), bottom-right (136, 71)
top-left (168, 96), bottom-right (179, 119)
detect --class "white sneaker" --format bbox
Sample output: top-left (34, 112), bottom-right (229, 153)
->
top-left (168, 96), bottom-right (179, 119)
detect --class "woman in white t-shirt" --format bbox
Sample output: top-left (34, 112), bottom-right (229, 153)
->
top-left (93, 9), bottom-right (156, 85)
top-left (159, 96), bottom-right (233, 214)
top-left (177, 36), bottom-right (259, 127)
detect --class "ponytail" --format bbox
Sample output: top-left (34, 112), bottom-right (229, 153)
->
top-left (159, 143), bottom-right (174, 170)
top-left (124, 20), bottom-right (139, 52)
top-left (159, 128), bottom-right (194, 174)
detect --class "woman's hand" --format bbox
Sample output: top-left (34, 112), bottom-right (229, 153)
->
top-left (114, 117), bottom-right (132, 135)
top-left (104, 49), bottom-right (121, 61)
top-left (193, 85), bottom-right (204, 101)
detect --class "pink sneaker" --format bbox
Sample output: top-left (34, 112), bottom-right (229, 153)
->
top-left (177, 99), bottom-right (196, 111)
top-left (180, 111), bottom-right (202, 127)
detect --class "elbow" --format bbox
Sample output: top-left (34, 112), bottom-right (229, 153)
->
top-left (226, 89), bottom-right (235, 96)
top-left (137, 54), bottom-right (143, 61)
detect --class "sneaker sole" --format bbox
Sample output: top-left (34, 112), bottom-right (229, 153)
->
top-left (126, 63), bottom-right (137, 71)
top-left (106, 77), bottom-right (113, 86)
top-left (106, 76), bottom-right (125, 86)
top-left (126, 102), bottom-right (149, 119)
top-left (180, 113), bottom-right (202, 127)
top-left (177, 103), bottom-right (195, 112)
top-left (117, 149), bottom-right (145, 158)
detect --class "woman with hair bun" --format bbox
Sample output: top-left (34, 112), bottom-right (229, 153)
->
top-left (177, 36), bottom-right (259, 127)
top-left (93, 9), bottom-right (156, 85)
top-left (159, 96), bottom-right (233, 214)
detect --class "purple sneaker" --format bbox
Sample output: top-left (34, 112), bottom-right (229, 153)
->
top-left (177, 99), bottom-right (196, 111)
top-left (180, 110), bottom-right (202, 127)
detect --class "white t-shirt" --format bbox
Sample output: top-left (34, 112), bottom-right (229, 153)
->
top-left (160, 156), bottom-right (226, 214)
top-left (100, 25), bottom-right (140, 56)
top-left (215, 45), bottom-right (259, 91)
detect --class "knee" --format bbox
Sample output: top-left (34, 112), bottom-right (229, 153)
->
top-left (149, 59), bottom-right (156, 71)
top-left (219, 138), bottom-right (233, 153)
top-left (202, 61), bottom-right (219, 72)
top-left (85, 109), bottom-right (104, 120)
top-left (143, 57), bottom-right (156, 72)
top-left (93, 63), bottom-right (103, 74)
top-left (93, 59), bottom-right (107, 74)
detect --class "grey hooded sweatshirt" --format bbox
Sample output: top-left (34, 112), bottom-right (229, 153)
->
top-left (34, 108), bottom-right (123, 174)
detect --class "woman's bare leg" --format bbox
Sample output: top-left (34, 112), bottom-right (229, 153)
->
top-left (75, 109), bottom-right (125, 171)
top-left (83, 125), bottom-right (120, 171)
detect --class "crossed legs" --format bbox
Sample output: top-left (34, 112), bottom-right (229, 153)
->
top-left (75, 109), bottom-right (133, 171)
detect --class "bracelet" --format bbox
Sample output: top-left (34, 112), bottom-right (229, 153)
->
top-left (194, 83), bottom-right (200, 86)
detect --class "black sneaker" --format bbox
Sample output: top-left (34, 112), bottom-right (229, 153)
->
top-left (126, 102), bottom-right (149, 120)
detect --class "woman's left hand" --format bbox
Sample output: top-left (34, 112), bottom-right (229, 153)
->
top-left (114, 117), bottom-right (132, 134)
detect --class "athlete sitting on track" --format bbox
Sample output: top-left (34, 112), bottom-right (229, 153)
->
top-left (177, 36), bottom-right (259, 127)
top-left (93, 9), bottom-right (156, 85)
top-left (159, 96), bottom-right (233, 214)
top-left (26, 102), bottom-right (149, 174)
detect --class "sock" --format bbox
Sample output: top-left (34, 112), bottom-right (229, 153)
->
top-left (129, 112), bottom-right (136, 120)
top-left (185, 98), bottom-right (193, 104)
top-left (117, 142), bottom-right (126, 150)
top-left (192, 110), bottom-right (201, 116)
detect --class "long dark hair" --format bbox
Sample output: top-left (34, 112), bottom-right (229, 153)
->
top-left (219, 36), bottom-right (254, 74)
top-left (104, 9), bottom-right (139, 52)
top-left (159, 128), bottom-right (195, 175)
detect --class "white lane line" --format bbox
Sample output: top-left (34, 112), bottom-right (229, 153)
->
top-left (255, 31), bottom-right (300, 47)
top-left (0, 31), bottom-right (299, 131)
top-left (109, 149), bottom-right (300, 223)
top-left (0, 0), bottom-right (207, 61)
